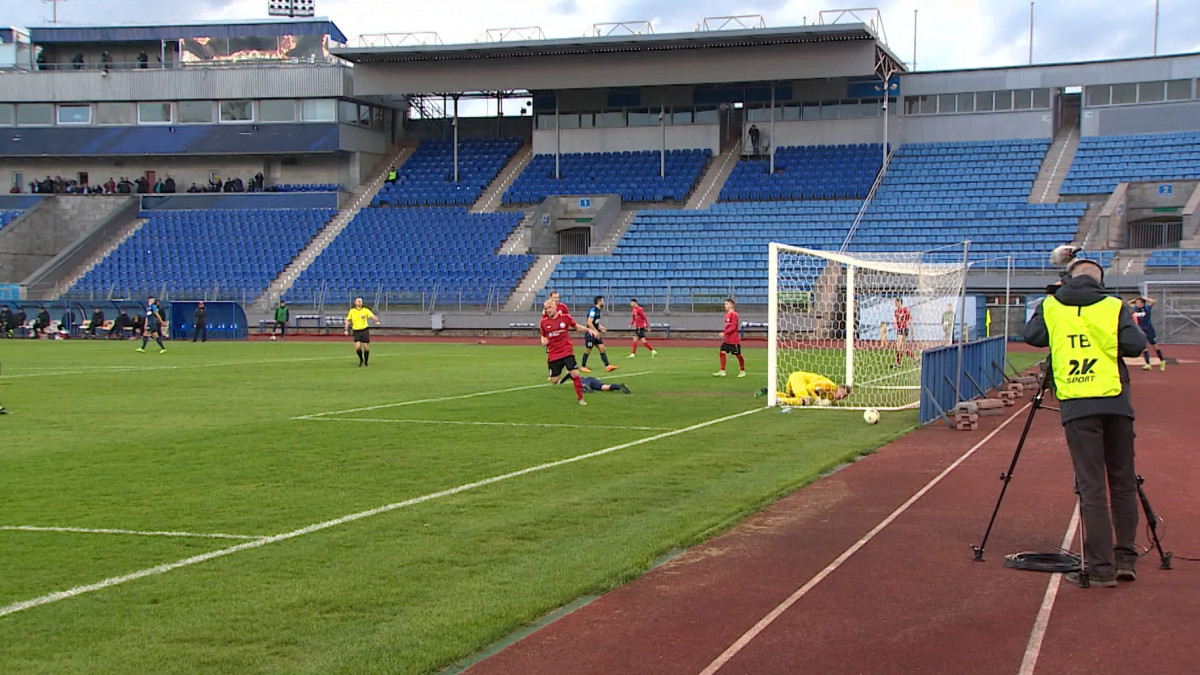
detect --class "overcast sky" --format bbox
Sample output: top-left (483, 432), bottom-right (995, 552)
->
top-left (12, 0), bottom-right (1200, 71)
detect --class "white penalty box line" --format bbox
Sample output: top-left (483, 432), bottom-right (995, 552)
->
top-left (0, 405), bottom-right (765, 619)
top-left (0, 525), bottom-right (264, 541)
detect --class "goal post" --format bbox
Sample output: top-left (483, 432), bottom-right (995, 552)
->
top-left (767, 243), bottom-right (968, 410)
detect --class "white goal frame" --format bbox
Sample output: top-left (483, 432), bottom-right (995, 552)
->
top-left (767, 242), bottom-right (969, 410)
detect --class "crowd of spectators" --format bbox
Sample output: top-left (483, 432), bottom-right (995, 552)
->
top-left (14, 172), bottom-right (269, 195)
top-left (185, 172), bottom-right (266, 194)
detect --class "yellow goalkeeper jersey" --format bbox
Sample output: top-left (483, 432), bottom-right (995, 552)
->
top-left (777, 371), bottom-right (838, 405)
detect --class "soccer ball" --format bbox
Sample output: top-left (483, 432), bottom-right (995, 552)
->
top-left (863, 409), bottom-right (880, 424)
top-left (269, 335), bottom-right (277, 341)
top-left (818, 398), bottom-right (833, 407)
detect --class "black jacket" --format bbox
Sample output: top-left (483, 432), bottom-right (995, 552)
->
top-left (1023, 275), bottom-right (1146, 423)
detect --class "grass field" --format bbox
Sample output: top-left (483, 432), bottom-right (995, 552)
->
top-left (0, 338), bottom-right (1034, 673)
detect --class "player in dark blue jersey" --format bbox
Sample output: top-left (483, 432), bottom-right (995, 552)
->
top-left (1129, 296), bottom-right (1165, 371)
top-left (136, 296), bottom-right (168, 354)
top-left (557, 373), bottom-right (631, 394)
top-left (580, 296), bottom-right (618, 373)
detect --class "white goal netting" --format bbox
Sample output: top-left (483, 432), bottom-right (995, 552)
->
top-left (768, 243), bottom-right (968, 410)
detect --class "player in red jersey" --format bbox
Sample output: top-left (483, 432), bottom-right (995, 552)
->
top-left (714, 298), bottom-right (745, 377)
top-left (627, 298), bottom-right (658, 358)
top-left (540, 298), bottom-right (598, 405)
top-left (542, 290), bottom-right (572, 380)
top-left (893, 297), bottom-right (915, 366)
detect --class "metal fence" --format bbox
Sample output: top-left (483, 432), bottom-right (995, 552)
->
top-left (1141, 281), bottom-right (1200, 344)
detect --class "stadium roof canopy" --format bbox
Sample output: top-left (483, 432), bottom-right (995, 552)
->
top-left (337, 23), bottom-right (906, 95)
top-left (28, 17), bottom-right (348, 45)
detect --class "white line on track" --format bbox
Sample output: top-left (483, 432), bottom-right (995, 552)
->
top-left (698, 400), bottom-right (1033, 675)
top-left (0, 405), bottom-right (763, 619)
top-left (293, 371), bottom-right (654, 419)
top-left (1018, 505), bottom-right (1081, 675)
top-left (299, 418), bottom-right (671, 431)
top-left (0, 525), bottom-right (264, 541)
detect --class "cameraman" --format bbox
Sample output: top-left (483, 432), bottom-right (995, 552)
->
top-left (1024, 257), bottom-right (1146, 587)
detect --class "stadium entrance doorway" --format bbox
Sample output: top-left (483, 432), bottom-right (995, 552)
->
top-left (557, 228), bottom-right (591, 255)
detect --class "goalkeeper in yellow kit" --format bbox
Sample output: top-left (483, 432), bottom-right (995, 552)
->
top-left (758, 371), bottom-right (851, 405)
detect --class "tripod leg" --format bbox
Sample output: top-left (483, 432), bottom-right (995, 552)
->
top-left (1136, 475), bottom-right (1173, 570)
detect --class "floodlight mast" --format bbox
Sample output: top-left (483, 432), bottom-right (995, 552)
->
top-left (267, 0), bottom-right (315, 18)
top-left (41, 0), bottom-right (75, 25)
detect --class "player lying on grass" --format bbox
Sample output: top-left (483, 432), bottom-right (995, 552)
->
top-left (556, 373), bottom-right (631, 394)
top-left (756, 371), bottom-right (851, 406)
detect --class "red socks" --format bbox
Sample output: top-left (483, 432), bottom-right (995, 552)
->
top-left (573, 375), bottom-right (584, 400)
top-left (736, 354), bottom-right (745, 370)
top-left (720, 352), bottom-right (727, 369)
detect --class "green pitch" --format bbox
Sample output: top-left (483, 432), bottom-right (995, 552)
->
top-left (0, 339), bottom-right (998, 673)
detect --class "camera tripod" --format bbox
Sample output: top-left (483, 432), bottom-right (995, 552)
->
top-left (970, 358), bottom-right (1173, 577)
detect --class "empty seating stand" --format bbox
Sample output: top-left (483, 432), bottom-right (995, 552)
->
top-left (1062, 130), bottom-right (1200, 195)
top-left (289, 207), bottom-right (534, 306)
top-left (267, 183), bottom-right (343, 193)
top-left (0, 210), bottom-right (22, 232)
top-left (720, 143), bottom-right (883, 201)
top-left (67, 207), bottom-right (334, 300)
top-left (503, 149), bottom-right (710, 205)
top-left (373, 138), bottom-right (522, 207)
top-left (1145, 250), bottom-right (1200, 270)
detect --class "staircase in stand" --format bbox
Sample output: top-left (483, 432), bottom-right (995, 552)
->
top-left (685, 145), bottom-right (740, 210)
top-left (472, 144), bottom-right (532, 213)
top-left (256, 145), bottom-right (413, 307)
top-left (1030, 127), bottom-right (1079, 204)
top-left (588, 209), bottom-right (638, 255)
top-left (503, 254), bottom-right (562, 312)
top-left (52, 217), bottom-right (149, 299)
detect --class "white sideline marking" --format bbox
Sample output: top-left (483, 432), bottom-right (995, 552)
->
top-left (0, 406), bottom-right (763, 619)
top-left (300, 418), bottom-right (671, 431)
top-left (1018, 506), bottom-right (1081, 675)
top-left (698, 401), bottom-right (1032, 675)
top-left (3, 356), bottom-right (355, 379)
top-left (0, 525), bottom-right (263, 541)
top-left (293, 371), bottom-right (653, 419)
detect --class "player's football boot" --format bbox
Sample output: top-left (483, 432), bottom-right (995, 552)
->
top-left (737, 371), bottom-right (746, 378)
top-left (605, 364), bottom-right (618, 372)
top-left (713, 370), bottom-right (726, 377)
top-left (580, 367), bottom-right (592, 373)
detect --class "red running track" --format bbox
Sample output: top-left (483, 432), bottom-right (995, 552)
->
top-left (466, 348), bottom-right (1200, 675)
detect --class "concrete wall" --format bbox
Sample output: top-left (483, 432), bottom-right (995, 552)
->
top-left (901, 53), bottom-right (1200, 95)
top-left (1083, 100), bottom-right (1200, 136)
top-left (761, 116), bottom-right (891, 148)
top-left (898, 110), bottom-right (1053, 143)
top-left (0, 65), bottom-right (349, 103)
top-left (0, 196), bottom-right (132, 282)
top-left (532, 124), bottom-right (719, 154)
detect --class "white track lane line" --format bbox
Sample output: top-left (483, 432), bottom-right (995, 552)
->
top-left (698, 401), bottom-right (1033, 675)
top-left (293, 371), bottom-right (654, 419)
top-left (299, 418), bottom-right (671, 431)
top-left (0, 525), bottom-right (263, 540)
top-left (1018, 505), bottom-right (1081, 675)
top-left (0, 406), bottom-right (763, 619)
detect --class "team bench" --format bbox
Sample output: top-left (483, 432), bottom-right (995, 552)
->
top-left (740, 321), bottom-right (768, 339)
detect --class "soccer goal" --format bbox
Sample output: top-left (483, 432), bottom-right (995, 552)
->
top-left (767, 243), bottom-right (968, 410)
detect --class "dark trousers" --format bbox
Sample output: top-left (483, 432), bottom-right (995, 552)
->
top-left (193, 323), bottom-right (207, 342)
top-left (273, 321), bottom-right (286, 335)
top-left (1063, 415), bottom-right (1139, 579)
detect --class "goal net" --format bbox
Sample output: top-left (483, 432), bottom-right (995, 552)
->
top-left (768, 243), bottom-right (968, 410)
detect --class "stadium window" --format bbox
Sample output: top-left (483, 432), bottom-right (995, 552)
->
top-left (780, 105), bottom-right (799, 121)
top-left (371, 107), bottom-right (385, 130)
top-left (0, 104), bottom-right (13, 126)
top-left (1012, 90), bottom-right (1033, 110)
top-left (839, 101), bottom-right (861, 118)
top-left (862, 102), bottom-right (882, 117)
top-left (579, 113), bottom-right (595, 128)
top-left (1166, 79), bottom-right (1192, 101)
top-left (992, 90), bottom-right (1013, 111)
top-left (1138, 81), bottom-right (1166, 103)
top-left (259, 99), bottom-right (296, 123)
top-left (177, 100), bottom-right (214, 124)
top-left (917, 96), bottom-right (936, 115)
top-left (1085, 85), bottom-right (1110, 107)
top-left (746, 107), bottom-right (771, 123)
top-left (673, 109), bottom-right (693, 124)
top-left (219, 100), bottom-right (253, 123)
top-left (301, 99), bottom-right (336, 122)
top-left (957, 92), bottom-right (975, 113)
top-left (627, 109), bottom-right (657, 127)
top-left (137, 103), bottom-right (172, 124)
top-left (937, 94), bottom-right (956, 114)
top-left (801, 102), bottom-right (821, 120)
top-left (537, 113), bottom-right (556, 129)
top-left (821, 102), bottom-right (840, 119)
top-left (338, 100), bottom-right (358, 124)
top-left (96, 102), bottom-right (134, 125)
top-left (17, 103), bottom-right (54, 126)
top-left (56, 104), bottom-right (91, 125)
top-left (694, 107), bottom-right (719, 124)
top-left (976, 92), bottom-right (995, 112)
top-left (1031, 88), bottom-right (1051, 109)
top-left (1110, 83), bottom-right (1136, 105)
top-left (558, 113), bottom-right (580, 129)
top-left (596, 111), bottom-right (624, 127)
top-left (904, 96), bottom-right (923, 115)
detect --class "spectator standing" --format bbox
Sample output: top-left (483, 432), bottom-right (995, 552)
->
top-left (749, 124), bottom-right (761, 155)
top-left (193, 302), bottom-right (207, 343)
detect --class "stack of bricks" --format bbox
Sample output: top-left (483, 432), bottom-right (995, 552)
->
top-left (953, 401), bottom-right (979, 430)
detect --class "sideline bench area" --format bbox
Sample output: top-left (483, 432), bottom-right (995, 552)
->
top-left (508, 322), bottom-right (672, 338)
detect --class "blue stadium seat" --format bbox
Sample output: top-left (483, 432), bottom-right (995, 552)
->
top-left (503, 149), bottom-right (709, 205)
top-left (1061, 130), bottom-right (1200, 195)
top-left (374, 138), bottom-right (523, 207)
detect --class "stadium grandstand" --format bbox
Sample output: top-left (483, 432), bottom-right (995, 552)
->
top-left (0, 12), bottom-right (1198, 342)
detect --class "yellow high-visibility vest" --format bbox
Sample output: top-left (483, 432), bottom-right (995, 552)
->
top-left (1042, 295), bottom-right (1122, 399)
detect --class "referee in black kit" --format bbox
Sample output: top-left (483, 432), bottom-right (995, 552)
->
top-left (1023, 250), bottom-right (1146, 587)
